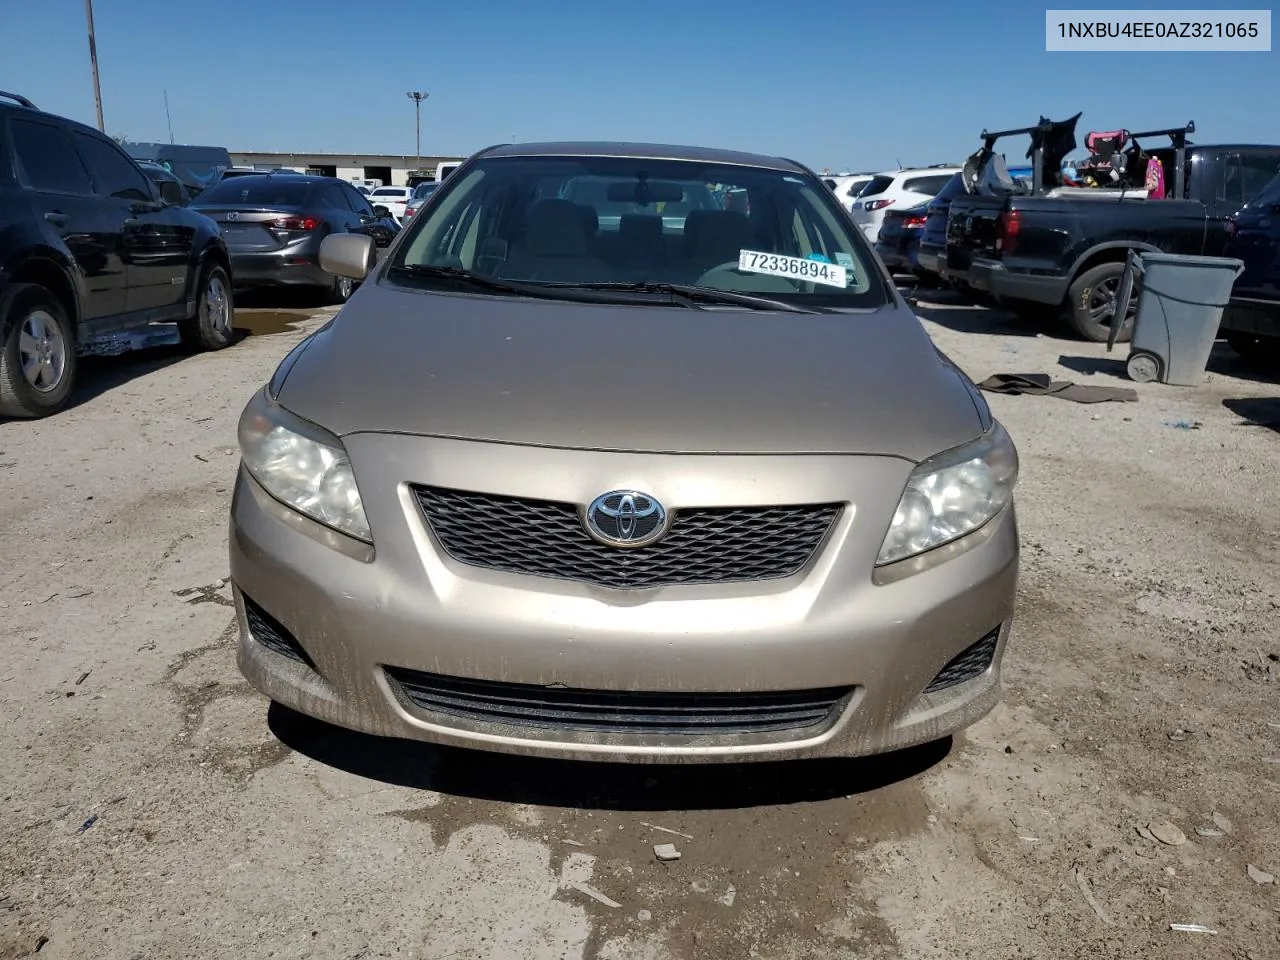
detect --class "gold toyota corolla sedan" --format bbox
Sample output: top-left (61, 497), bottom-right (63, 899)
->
top-left (229, 141), bottom-right (1019, 763)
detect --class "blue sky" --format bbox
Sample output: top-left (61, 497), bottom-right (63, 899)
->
top-left (2, 0), bottom-right (1274, 172)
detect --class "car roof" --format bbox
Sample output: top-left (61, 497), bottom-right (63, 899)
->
top-left (0, 96), bottom-right (122, 144)
top-left (479, 141), bottom-right (809, 174)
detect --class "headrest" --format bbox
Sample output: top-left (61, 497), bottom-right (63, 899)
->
top-left (524, 199), bottom-right (593, 257)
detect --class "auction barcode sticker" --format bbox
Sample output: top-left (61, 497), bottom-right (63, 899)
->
top-left (1046, 9), bottom-right (1271, 51)
top-left (738, 250), bottom-right (848, 288)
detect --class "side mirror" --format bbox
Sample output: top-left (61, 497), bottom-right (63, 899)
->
top-left (319, 233), bottom-right (376, 281)
top-left (158, 180), bottom-right (185, 205)
top-left (372, 204), bottom-right (391, 218)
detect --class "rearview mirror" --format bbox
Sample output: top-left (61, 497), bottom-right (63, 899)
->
top-left (605, 180), bottom-right (684, 204)
top-left (158, 180), bottom-right (185, 205)
top-left (319, 233), bottom-right (376, 281)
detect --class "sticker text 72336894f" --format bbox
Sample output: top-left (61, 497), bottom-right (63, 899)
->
top-left (737, 250), bottom-right (848, 288)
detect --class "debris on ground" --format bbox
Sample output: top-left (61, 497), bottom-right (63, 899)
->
top-left (1194, 826), bottom-right (1226, 838)
top-left (570, 882), bottom-right (621, 908)
top-left (1246, 864), bottom-right (1275, 885)
top-left (717, 884), bottom-right (737, 907)
top-left (641, 822), bottom-right (693, 840)
top-left (1135, 824), bottom-right (1157, 843)
top-left (562, 839), bottom-right (585, 847)
top-left (1212, 812), bottom-right (1233, 834)
top-left (1167, 728), bottom-right (1189, 741)
top-left (637, 909), bottom-right (652, 922)
top-left (1164, 419), bottom-right (1203, 430)
top-left (977, 373), bottom-right (1138, 404)
top-left (1169, 923), bottom-right (1216, 934)
top-left (77, 815), bottom-right (98, 834)
top-left (1148, 821), bottom-right (1187, 846)
top-left (1073, 865), bottom-right (1113, 925)
top-left (653, 843), bottom-right (681, 861)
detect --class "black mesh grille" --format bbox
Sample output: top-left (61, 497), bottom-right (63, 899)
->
top-left (924, 627), bottom-right (1000, 694)
top-left (386, 667), bottom-right (853, 736)
top-left (243, 595), bottom-right (315, 669)
top-left (412, 486), bottom-right (841, 590)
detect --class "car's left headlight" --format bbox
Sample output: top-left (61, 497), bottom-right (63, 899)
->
top-left (876, 421), bottom-right (1017, 566)
top-left (238, 392), bottom-right (372, 543)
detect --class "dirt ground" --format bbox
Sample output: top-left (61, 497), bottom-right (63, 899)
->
top-left (2, 287), bottom-right (1278, 960)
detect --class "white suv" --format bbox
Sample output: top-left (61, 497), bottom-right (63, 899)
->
top-left (823, 173), bottom-right (876, 213)
top-left (849, 166), bottom-right (961, 241)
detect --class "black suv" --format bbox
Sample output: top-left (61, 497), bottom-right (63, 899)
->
top-left (0, 91), bottom-right (234, 418)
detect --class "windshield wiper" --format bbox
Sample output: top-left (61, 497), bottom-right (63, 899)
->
top-left (388, 264), bottom-right (549, 297)
top-left (535, 281), bottom-right (825, 314)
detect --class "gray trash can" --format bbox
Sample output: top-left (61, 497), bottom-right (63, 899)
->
top-left (1108, 250), bottom-right (1245, 385)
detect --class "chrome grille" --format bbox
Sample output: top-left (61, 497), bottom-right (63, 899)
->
top-left (412, 485), bottom-right (841, 590)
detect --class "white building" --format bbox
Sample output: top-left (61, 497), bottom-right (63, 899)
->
top-left (229, 151), bottom-right (467, 186)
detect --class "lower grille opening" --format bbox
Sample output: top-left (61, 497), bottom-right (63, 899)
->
top-left (243, 594), bottom-right (316, 670)
top-left (386, 667), bottom-right (853, 737)
top-left (924, 627), bottom-right (1000, 694)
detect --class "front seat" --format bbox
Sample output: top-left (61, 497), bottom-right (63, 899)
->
top-left (501, 199), bottom-right (611, 284)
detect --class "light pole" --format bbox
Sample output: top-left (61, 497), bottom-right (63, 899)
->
top-left (406, 91), bottom-right (428, 173)
top-left (84, 0), bottom-right (105, 132)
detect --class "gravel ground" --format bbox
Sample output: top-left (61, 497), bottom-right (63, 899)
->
top-left (2, 290), bottom-right (1278, 960)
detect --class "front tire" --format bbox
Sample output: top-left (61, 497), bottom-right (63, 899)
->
top-left (327, 273), bottom-right (355, 305)
top-left (0, 283), bottom-right (78, 419)
top-left (179, 262), bottom-right (234, 351)
top-left (1067, 262), bottom-right (1134, 343)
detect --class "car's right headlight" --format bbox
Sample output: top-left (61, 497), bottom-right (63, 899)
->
top-left (876, 421), bottom-right (1017, 566)
top-left (238, 392), bottom-right (372, 543)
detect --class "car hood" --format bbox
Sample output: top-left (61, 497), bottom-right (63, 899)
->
top-left (274, 285), bottom-right (985, 460)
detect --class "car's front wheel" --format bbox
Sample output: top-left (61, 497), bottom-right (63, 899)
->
top-left (0, 283), bottom-right (78, 419)
top-left (180, 262), bottom-right (235, 351)
top-left (327, 273), bottom-right (355, 305)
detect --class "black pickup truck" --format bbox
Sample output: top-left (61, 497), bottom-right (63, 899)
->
top-left (1219, 170), bottom-right (1280, 364)
top-left (941, 118), bottom-right (1280, 341)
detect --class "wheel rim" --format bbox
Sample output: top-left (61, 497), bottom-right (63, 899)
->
top-left (18, 309), bottom-right (67, 393)
top-left (1088, 275), bottom-right (1134, 328)
top-left (202, 273), bottom-right (230, 334)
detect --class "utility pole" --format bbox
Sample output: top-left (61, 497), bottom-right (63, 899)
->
top-left (406, 91), bottom-right (428, 173)
top-left (84, 0), bottom-right (105, 132)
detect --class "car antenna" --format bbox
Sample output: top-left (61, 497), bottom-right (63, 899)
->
top-left (895, 158), bottom-right (903, 169)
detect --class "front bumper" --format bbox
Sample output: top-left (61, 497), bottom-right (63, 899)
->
top-left (230, 433), bottom-right (1019, 763)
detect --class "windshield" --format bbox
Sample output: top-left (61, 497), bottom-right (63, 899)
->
top-left (858, 175), bottom-right (895, 198)
top-left (192, 177), bottom-right (313, 207)
top-left (1247, 171), bottom-right (1280, 207)
top-left (413, 182), bottom-right (439, 199)
top-left (389, 154), bottom-right (888, 308)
